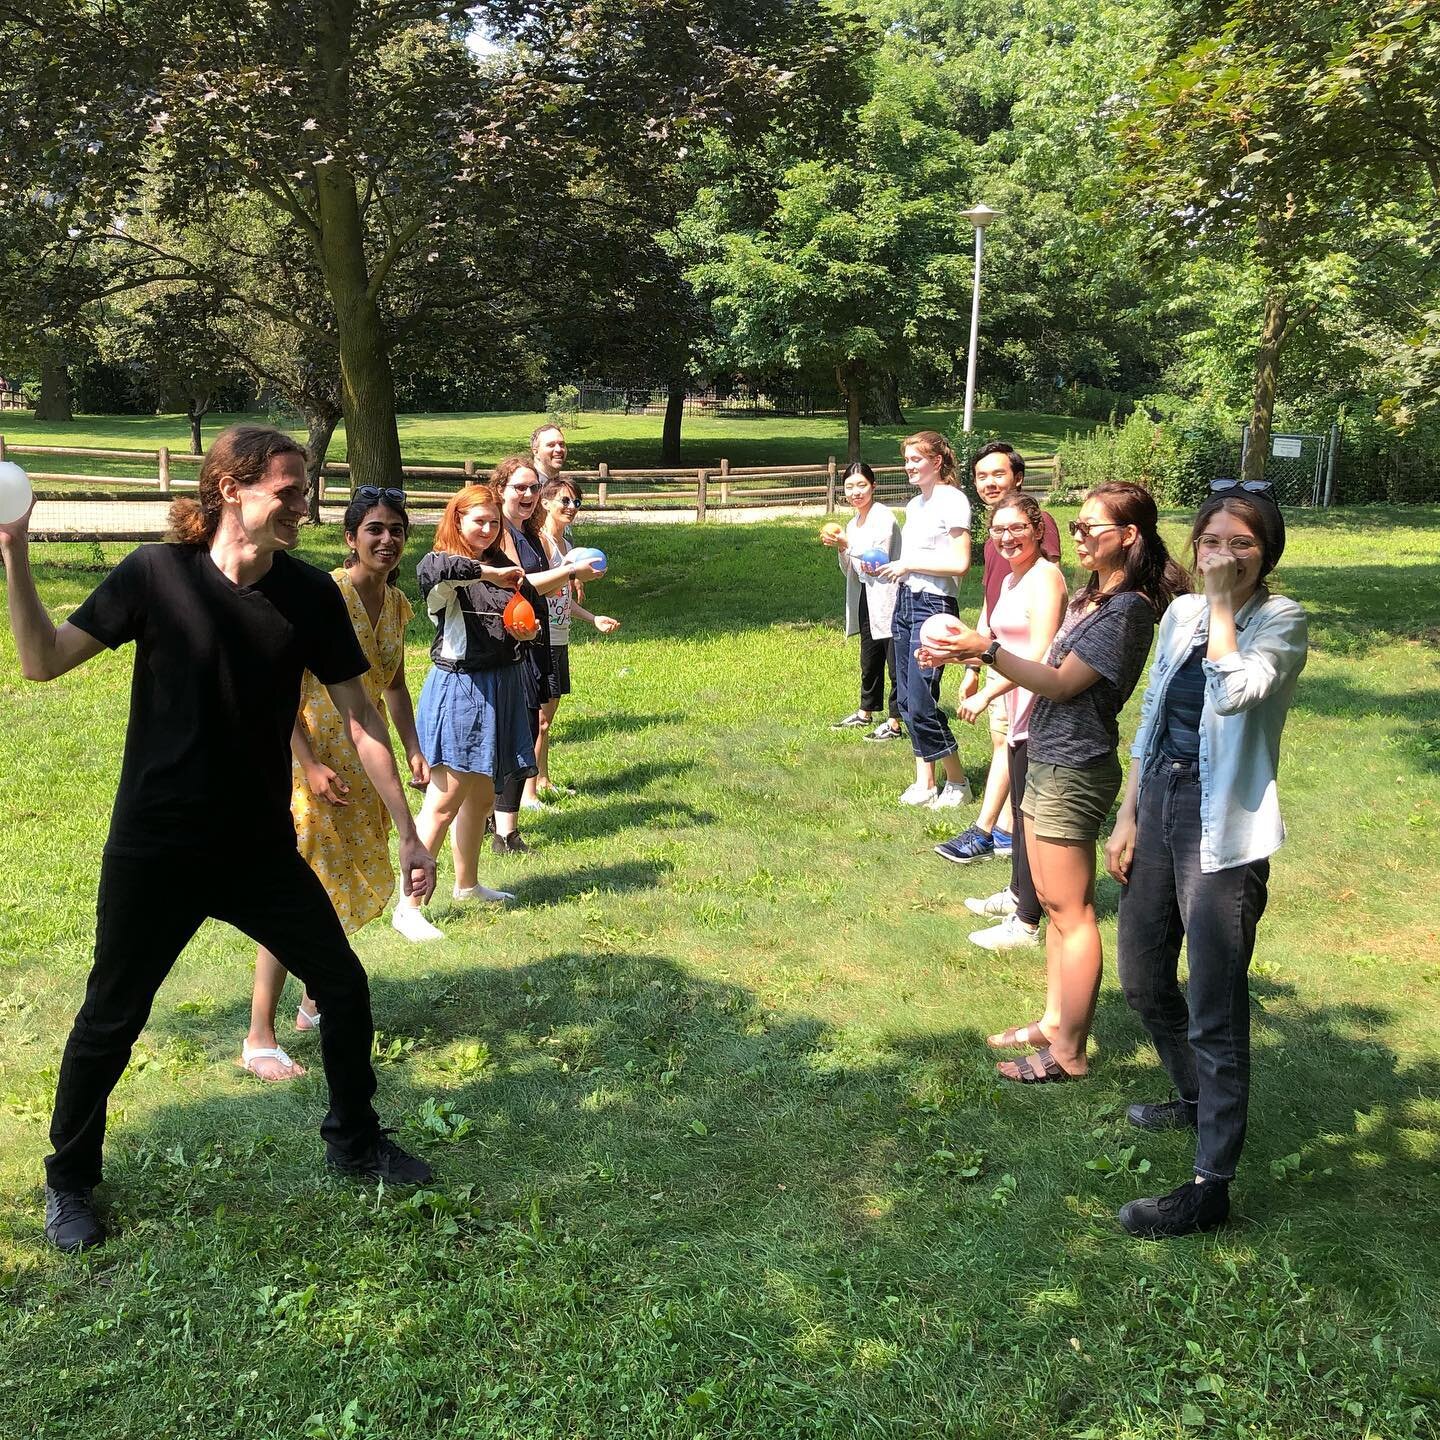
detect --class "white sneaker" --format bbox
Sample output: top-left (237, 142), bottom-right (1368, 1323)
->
top-left (453, 883), bottom-right (515, 904)
top-left (928, 781), bottom-right (973, 810)
top-left (391, 906), bottom-right (445, 943)
top-left (969, 914), bottom-right (1040, 951)
top-left (520, 796), bottom-right (546, 812)
top-left (899, 782), bottom-right (939, 806)
top-left (965, 887), bottom-right (1018, 919)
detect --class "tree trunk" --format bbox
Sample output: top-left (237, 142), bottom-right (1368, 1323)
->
top-left (187, 398), bottom-right (208, 456)
top-left (35, 355), bottom-right (73, 421)
top-left (304, 404), bottom-right (341, 523)
top-left (860, 367), bottom-right (904, 426)
top-left (311, 12), bottom-right (404, 492)
top-left (660, 378), bottom-right (685, 465)
top-left (836, 362), bottom-right (863, 462)
top-left (1243, 289), bottom-right (1288, 481)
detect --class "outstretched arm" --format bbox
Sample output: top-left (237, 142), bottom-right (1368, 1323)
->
top-left (326, 676), bottom-right (436, 902)
top-left (0, 506), bottom-right (106, 680)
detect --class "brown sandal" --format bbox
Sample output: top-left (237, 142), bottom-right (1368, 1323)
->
top-left (999, 1048), bottom-right (1082, 1085)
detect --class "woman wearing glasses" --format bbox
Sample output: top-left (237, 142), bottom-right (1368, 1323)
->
top-left (523, 476), bottom-right (622, 802)
top-left (241, 486), bottom-right (428, 1077)
top-left (1105, 481), bottom-right (1306, 1238)
top-left (954, 496), bottom-right (1068, 958)
top-left (919, 482), bottom-right (1186, 1084)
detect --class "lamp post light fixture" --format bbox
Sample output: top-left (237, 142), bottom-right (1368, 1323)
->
top-left (960, 203), bottom-right (999, 435)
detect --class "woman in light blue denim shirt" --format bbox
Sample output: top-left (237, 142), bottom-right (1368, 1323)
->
top-left (1104, 481), bottom-right (1308, 1240)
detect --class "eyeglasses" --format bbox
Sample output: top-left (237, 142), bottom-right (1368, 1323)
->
top-left (508, 484), bottom-right (540, 496)
top-left (353, 485), bottom-right (407, 507)
top-left (554, 497), bottom-right (581, 511)
top-left (989, 524), bottom-right (1034, 539)
top-left (1196, 536), bottom-right (1261, 556)
top-left (1068, 520), bottom-right (1121, 540)
top-left (1210, 478), bottom-right (1277, 500)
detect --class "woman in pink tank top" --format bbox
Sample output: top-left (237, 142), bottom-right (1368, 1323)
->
top-left (956, 495), bottom-right (1067, 983)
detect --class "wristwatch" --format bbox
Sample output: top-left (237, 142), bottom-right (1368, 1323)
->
top-left (980, 638), bottom-right (1002, 666)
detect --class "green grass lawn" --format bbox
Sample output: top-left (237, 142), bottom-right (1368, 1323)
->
top-left (2, 508), bottom-right (1438, 1438)
top-left (0, 405), bottom-right (1092, 483)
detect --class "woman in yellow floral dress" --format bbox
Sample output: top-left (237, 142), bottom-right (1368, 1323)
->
top-left (239, 490), bottom-right (427, 1081)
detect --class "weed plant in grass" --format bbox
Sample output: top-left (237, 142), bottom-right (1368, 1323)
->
top-left (1, 510), bottom-right (1438, 1438)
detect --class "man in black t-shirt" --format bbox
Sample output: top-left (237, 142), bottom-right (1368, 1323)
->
top-left (0, 425), bottom-right (438, 1253)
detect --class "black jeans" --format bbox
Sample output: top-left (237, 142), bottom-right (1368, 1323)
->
top-left (1117, 758), bottom-right (1270, 1181)
top-left (495, 705), bottom-right (543, 815)
top-left (46, 845), bottom-right (381, 1191)
top-left (1007, 739), bottom-right (1041, 927)
top-left (857, 589), bottom-right (900, 721)
top-left (892, 587), bottom-right (959, 762)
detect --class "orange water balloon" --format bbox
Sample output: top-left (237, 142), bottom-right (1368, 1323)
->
top-left (503, 590), bottom-right (540, 641)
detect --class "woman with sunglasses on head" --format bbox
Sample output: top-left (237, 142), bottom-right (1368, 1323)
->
top-left (522, 476), bottom-right (621, 803)
top-left (450, 458), bottom-right (603, 864)
top-left (876, 431), bottom-right (974, 808)
top-left (240, 486), bottom-right (428, 1078)
top-left (823, 461), bottom-right (903, 741)
top-left (920, 482), bottom-right (1187, 1084)
top-left (392, 480), bottom-right (545, 941)
top-left (1105, 481), bottom-right (1307, 1238)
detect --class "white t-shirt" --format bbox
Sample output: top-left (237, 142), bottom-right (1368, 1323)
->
top-left (899, 485), bottom-right (972, 597)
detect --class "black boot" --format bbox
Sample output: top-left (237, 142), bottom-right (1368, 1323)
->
top-left (1119, 1178), bottom-right (1229, 1239)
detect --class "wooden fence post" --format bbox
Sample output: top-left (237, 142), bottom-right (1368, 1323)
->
top-left (317, 465), bottom-right (327, 506)
top-left (696, 468), bottom-right (708, 522)
top-left (157, 445), bottom-right (171, 495)
top-left (719, 457), bottom-right (730, 505)
top-left (825, 455), bottom-right (837, 512)
top-left (464, 459), bottom-right (476, 479)
top-left (597, 462), bottom-right (609, 506)
top-left (0, 434), bottom-right (6, 461)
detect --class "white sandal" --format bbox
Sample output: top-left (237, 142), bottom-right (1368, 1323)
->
top-left (296, 1004), bottom-right (321, 1031)
top-left (237, 1041), bottom-right (305, 1082)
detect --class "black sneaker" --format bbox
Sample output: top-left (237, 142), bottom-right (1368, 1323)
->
top-left (1127, 1099), bottom-right (1199, 1132)
top-left (492, 832), bottom-right (531, 856)
top-left (44, 1186), bottom-right (107, 1252)
top-left (1118, 1178), bottom-right (1229, 1239)
top-left (327, 1132), bottom-right (433, 1186)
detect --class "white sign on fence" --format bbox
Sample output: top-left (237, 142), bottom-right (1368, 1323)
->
top-left (1271, 436), bottom-right (1303, 459)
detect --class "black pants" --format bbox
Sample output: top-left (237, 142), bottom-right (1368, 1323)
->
top-left (1007, 739), bottom-right (1042, 927)
top-left (45, 845), bottom-right (381, 1191)
top-left (1116, 759), bottom-right (1270, 1181)
top-left (857, 590), bottom-right (900, 720)
top-left (495, 705), bottom-right (543, 815)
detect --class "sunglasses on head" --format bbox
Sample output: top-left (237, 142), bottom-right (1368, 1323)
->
top-left (1210, 478), bottom-right (1277, 500)
top-left (353, 485), bottom-right (407, 507)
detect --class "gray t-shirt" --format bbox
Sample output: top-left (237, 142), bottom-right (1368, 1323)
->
top-left (1028, 592), bottom-right (1157, 768)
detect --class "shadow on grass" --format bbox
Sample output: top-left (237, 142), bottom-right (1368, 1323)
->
top-left (1289, 674), bottom-right (1440, 773)
top-left (551, 710), bottom-right (680, 745)
top-left (1282, 559), bottom-right (1440, 652)
top-left (529, 799), bottom-right (717, 848)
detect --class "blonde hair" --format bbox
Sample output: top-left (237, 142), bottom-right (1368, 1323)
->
top-left (902, 430), bottom-right (958, 486)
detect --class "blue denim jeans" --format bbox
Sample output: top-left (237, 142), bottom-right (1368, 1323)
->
top-left (892, 587), bottom-right (959, 763)
top-left (1117, 758), bottom-right (1270, 1181)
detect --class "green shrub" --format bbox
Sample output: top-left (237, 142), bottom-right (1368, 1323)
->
top-left (1334, 402), bottom-right (1440, 504)
top-left (1053, 398), bottom-right (1235, 507)
top-left (546, 383), bottom-right (581, 429)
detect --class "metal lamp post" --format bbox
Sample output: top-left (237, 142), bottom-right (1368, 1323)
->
top-left (960, 204), bottom-right (999, 434)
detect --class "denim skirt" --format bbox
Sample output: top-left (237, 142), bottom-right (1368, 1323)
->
top-left (417, 664), bottom-right (537, 788)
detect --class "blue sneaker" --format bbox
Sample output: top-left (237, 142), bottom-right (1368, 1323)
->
top-left (934, 825), bottom-right (996, 865)
top-left (992, 826), bottom-right (1013, 858)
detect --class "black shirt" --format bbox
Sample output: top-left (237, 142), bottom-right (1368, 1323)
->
top-left (68, 544), bottom-right (368, 856)
top-left (1028, 592), bottom-right (1157, 768)
top-left (416, 552), bottom-right (535, 672)
top-left (1159, 639), bottom-right (1207, 761)
top-left (508, 523), bottom-right (556, 707)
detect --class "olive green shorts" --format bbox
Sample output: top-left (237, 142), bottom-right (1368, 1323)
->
top-left (1021, 754), bottom-right (1124, 842)
top-left (986, 669), bottom-right (1009, 739)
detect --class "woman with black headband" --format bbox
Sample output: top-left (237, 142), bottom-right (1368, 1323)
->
top-left (1106, 479), bottom-right (1308, 1239)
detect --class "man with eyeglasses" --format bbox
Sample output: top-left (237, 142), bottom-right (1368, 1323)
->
top-left (935, 441), bottom-right (1061, 868)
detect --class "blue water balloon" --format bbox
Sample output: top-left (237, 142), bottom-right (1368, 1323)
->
top-left (569, 546), bottom-right (608, 575)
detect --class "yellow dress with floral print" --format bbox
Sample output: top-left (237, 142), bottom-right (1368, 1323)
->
top-left (290, 569), bottom-right (414, 935)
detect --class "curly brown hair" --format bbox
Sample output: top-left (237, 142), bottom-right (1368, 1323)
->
top-left (168, 425), bottom-right (307, 546)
